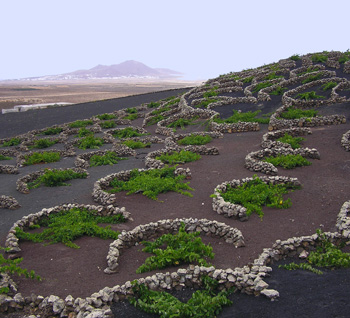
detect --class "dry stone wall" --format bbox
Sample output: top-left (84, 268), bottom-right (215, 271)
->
top-left (0, 195), bottom-right (20, 210)
top-left (341, 130), bottom-right (350, 151)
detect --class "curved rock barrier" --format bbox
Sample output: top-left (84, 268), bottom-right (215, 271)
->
top-left (0, 195), bottom-right (21, 210)
top-left (104, 217), bottom-right (245, 274)
top-left (341, 130), bottom-right (350, 151)
top-left (212, 175), bottom-right (301, 221)
top-left (16, 167), bottom-right (88, 194)
top-left (335, 200), bottom-right (350, 238)
top-left (261, 127), bottom-right (312, 149)
top-left (4, 203), bottom-right (131, 254)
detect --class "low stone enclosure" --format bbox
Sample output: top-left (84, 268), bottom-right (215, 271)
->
top-left (212, 175), bottom-right (302, 221)
top-left (342, 130), bottom-right (350, 151)
top-left (0, 195), bottom-right (20, 210)
top-left (104, 218), bottom-right (246, 274)
top-left (92, 167), bottom-right (192, 206)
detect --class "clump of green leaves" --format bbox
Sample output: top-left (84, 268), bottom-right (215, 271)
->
top-left (122, 140), bottom-right (151, 149)
top-left (0, 155), bottom-right (11, 161)
top-left (311, 53), bottom-right (328, 63)
top-left (23, 152), bottom-right (61, 166)
top-left (113, 127), bottom-right (146, 138)
top-left (290, 54), bottom-right (301, 61)
top-left (302, 74), bottom-right (322, 84)
top-left (252, 81), bottom-right (274, 93)
top-left (77, 136), bottom-right (104, 149)
top-left (263, 154), bottom-right (312, 169)
top-left (195, 98), bottom-right (219, 109)
top-left (242, 76), bottom-right (254, 83)
top-left (147, 101), bottom-right (161, 108)
top-left (96, 113), bottom-right (116, 120)
top-left (270, 86), bottom-right (287, 96)
top-left (146, 114), bottom-right (165, 126)
top-left (68, 120), bottom-right (93, 128)
top-left (28, 168), bottom-right (87, 188)
top-left (90, 151), bottom-right (127, 166)
top-left (339, 54), bottom-right (350, 64)
top-left (216, 175), bottom-right (300, 218)
top-left (1, 138), bottom-right (21, 147)
top-left (41, 127), bottom-right (63, 135)
top-left (276, 133), bottom-right (305, 149)
top-left (0, 246), bottom-right (41, 293)
top-left (213, 110), bottom-right (270, 124)
top-left (156, 150), bottom-right (201, 165)
top-left (321, 81), bottom-right (337, 91)
top-left (203, 86), bottom-right (218, 98)
top-left (167, 117), bottom-right (200, 130)
top-left (150, 106), bottom-right (171, 116)
top-left (130, 276), bottom-right (233, 318)
top-left (108, 166), bottom-right (194, 200)
top-left (30, 139), bottom-right (58, 149)
top-left (15, 208), bottom-right (125, 249)
top-left (177, 134), bottom-right (212, 146)
top-left (279, 107), bottom-right (318, 119)
top-left (76, 127), bottom-right (94, 137)
top-left (99, 120), bottom-right (116, 129)
top-left (136, 223), bottom-right (214, 273)
top-left (263, 72), bottom-right (284, 81)
top-left (279, 229), bottom-right (350, 274)
top-left (297, 91), bottom-right (325, 100)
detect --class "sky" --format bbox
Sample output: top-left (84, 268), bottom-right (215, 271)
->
top-left (1, 0), bottom-right (349, 81)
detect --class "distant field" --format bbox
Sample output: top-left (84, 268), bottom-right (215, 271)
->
top-left (0, 79), bottom-right (201, 110)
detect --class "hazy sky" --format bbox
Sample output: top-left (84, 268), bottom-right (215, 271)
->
top-left (1, 0), bottom-right (349, 81)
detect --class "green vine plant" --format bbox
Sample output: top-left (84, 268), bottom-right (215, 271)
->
top-left (136, 223), bottom-right (214, 273)
top-left (167, 117), bottom-right (200, 131)
top-left (89, 152), bottom-right (127, 167)
top-left (296, 91), bottom-right (325, 101)
top-left (263, 154), bottom-right (312, 169)
top-left (213, 175), bottom-right (300, 219)
top-left (0, 246), bottom-right (41, 294)
top-left (177, 134), bottom-right (212, 146)
top-left (279, 229), bottom-right (350, 275)
top-left (41, 127), bottom-right (63, 135)
top-left (99, 120), bottom-right (116, 129)
top-left (213, 110), bottom-right (270, 124)
top-left (108, 166), bottom-right (194, 201)
top-left (278, 107), bottom-right (318, 120)
top-left (15, 208), bottom-right (125, 249)
top-left (23, 152), bottom-right (61, 166)
top-left (301, 74), bottom-right (322, 84)
top-left (276, 133), bottom-right (305, 149)
top-left (96, 113), bottom-right (117, 120)
top-left (77, 136), bottom-right (104, 150)
top-left (129, 275), bottom-right (233, 318)
top-left (122, 140), bottom-right (151, 149)
top-left (28, 168), bottom-right (88, 189)
top-left (29, 139), bottom-right (58, 149)
top-left (156, 150), bottom-right (201, 165)
top-left (112, 127), bottom-right (147, 139)
top-left (68, 120), bottom-right (93, 128)
top-left (0, 155), bottom-right (11, 161)
top-left (1, 138), bottom-right (21, 147)
top-left (321, 81), bottom-right (338, 91)
top-left (76, 127), bottom-right (94, 138)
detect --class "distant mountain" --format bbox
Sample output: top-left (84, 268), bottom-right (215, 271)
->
top-left (18, 60), bottom-right (183, 81)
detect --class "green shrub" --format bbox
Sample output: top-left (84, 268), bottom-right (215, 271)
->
top-left (96, 113), bottom-right (116, 120)
top-left (150, 106), bottom-right (171, 116)
top-left (0, 155), bottom-right (11, 161)
top-left (311, 53), bottom-right (328, 63)
top-left (99, 120), bottom-right (116, 129)
top-left (167, 117), bottom-right (200, 130)
top-left (165, 97), bottom-right (180, 106)
top-left (77, 136), bottom-right (104, 149)
top-left (124, 113), bottom-right (138, 121)
top-left (0, 246), bottom-right (41, 293)
top-left (203, 87), bottom-right (218, 98)
top-left (276, 133), bottom-right (305, 149)
top-left (28, 168), bottom-right (88, 188)
top-left (136, 223), bottom-right (214, 273)
top-left (108, 166), bottom-right (194, 200)
top-left (270, 86), bottom-right (287, 96)
top-left (68, 120), bottom-right (93, 128)
top-left (1, 138), bottom-right (21, 147)
top-left (339, 54), bottom-right (350, 64)
top-left (242, 76), bottom-right (254, 83)
top-left (112, 127), bottom-right (146, 138)
top-left (279, 107), bottom-right (318, 119)
top-left (90, 151), bottom-right (127, 166)
top-left (195, 98), bottom-right (218, 108)
top-left (177, 134), bottom-right (212, 146)
top-left (263, 154), bottom-right (312, 169)
top-left (122, 140), bottom-right (151, 149)
top-left (215, 175), bottom-right (300, 218)
top-left (290, 54), bottom-right (301, 61)
top-left (321, 81), bottom-right (337, 91)
top-left (263, 72), bottom-right (284, 81)
top-left (302, 74), bottom-right (322, 84)
top-left (147, 101), bottom-right (161, 108)
top-left (130, 277), bottom-right (233, 318)
top-left (30, 139), bottom-right (58, 149)
top-left (297, 91), bottom-right (325, 100)
top-left (213, 110), bottom-right (269, 124)
top-left (23, 152), bottom-right (61, 166)
top-left (15, 208), bottom-right (125, 249)
top-left (126, 107), bottom-right (137, 114)
top-left (146, 114), bottom-right (165, 126)
top-left (156, 150), bottom-right (201, 165)
top-left (41, 127), bottom-right (63, 135)
top-left (76, 127), bottom-right (94, 137)
top-left (252, 81), bottom-right (274, 93)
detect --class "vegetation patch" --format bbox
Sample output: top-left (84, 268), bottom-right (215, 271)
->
top-left (177, 134), bottom-right (212, 146)
top-left (23, 152), bottom-right (61, 166)
top-left (29, 139), bottom-right (58, 149)
top-left (167, 117), bottom-right (200, 131)
top-left (76, 127), bottom-right (94, 137)
top-left (279, 229), bottom-right (350, 275)
top-left (90, 151), bottom-right (127, 167)
top-left (0, 246), bottom-right (41, 294)
top-left (311, 53), bottom-right (328, 63)
top-left (122, 140), bottom-right (151, 149)
top-left (203, 87), bottom-right (218, 98)
top-left (195, 98), bottom-right (219, 109)
top-left (28, 168), bottom-right (88, 189)
top-left (77, 136), bottom-right (104, 149)
top-left (270, 86), bottom-right (287, 96)
top-left (252, 81), bottom-right (274, 93)
top-left (276, 133), bottom-right (305, 149)
top-left (99, 120), bottom-right (116, 129)
top-left (136, 223), bottom-right (214, 273)
top-left (150, 106), bottom-right (171, 116)
top-left (216, 175), bottom-right (300, 218)
top-left (108, 166), bottom-right (194, 200)
top-left (15, 208), bottom-right (125, 249)
top-left (130, 276), bottom-right (233, 318)
top-left (321, 81), bottom-right (338, 91)
top-left (112, 127), bottom-right (147, 139)
top-left (213, 110), bottom-right (270, 124)
top-left (147, 101), bottom-right (161, 108)
top-left (0, 155), bottom-right (11, 161)
top-left (68, 120), bottom-right (93, 128)
top-left (41, 127), bottom-right (63, 135)
top-left (296, 91), bottom-right (325, 100)
top-left (156, 150), bottom-right (201, 165)
top-left (146, 114), bottom-right (165, 126)
top-left (96, 113), bottom-right (117, 120)
top-left (263, 154), bottom-right (312, 169)
top-left (263, 72), bottom-right (284, 81)
top-left (279, 107), bottom-right (318, 119)
top-left (289, 54), bottom-right (301, 61)
top-left (1, 138), bottom-right (21, 147)
top-left (302, 74), bottom-right (322, 84)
